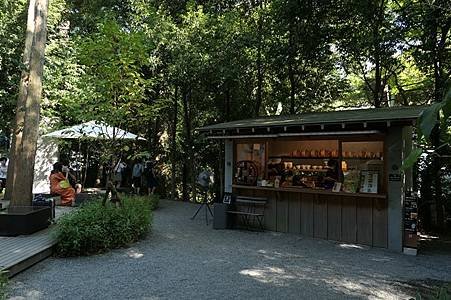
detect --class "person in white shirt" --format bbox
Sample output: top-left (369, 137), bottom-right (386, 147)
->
top-left (113, 159), bottom-right (127, 188)
top-left (0, 157), bottom-right (7, 194)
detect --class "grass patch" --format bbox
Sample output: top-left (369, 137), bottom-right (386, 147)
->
top-left (0, 271), bottom-right (7, 300)
top-left (53, 195), bottom-right (158, 257)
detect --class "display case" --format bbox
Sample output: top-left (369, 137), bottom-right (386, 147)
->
top-left (235, 138), bottom-right (385, 194)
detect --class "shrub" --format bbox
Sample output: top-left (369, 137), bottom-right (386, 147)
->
top-left (148, 194), bottom-right (160, 210)
top-left (53, 196), bottom-right (152, 257)
top-left (0, 271), bottom-right (7, 300)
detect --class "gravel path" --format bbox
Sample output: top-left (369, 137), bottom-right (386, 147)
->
top-left (8, 200), bottom-right (451, 300)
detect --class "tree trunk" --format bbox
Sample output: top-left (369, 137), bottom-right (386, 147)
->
top-left (430, 4), bottom-right (445, 230)
top-left (5, 0), bottom-right (37, 201)
top-left (254, 0), bottom-right (264, 116)
top-left (7, 0), bottom-right (48, 206)
top-left (181, 87), bottom-right (192, 202)
top-left (170, 86), bottom-right (178, 201)
top-left (289, 64), bottom-right (296, 114)
top-left (224, 88), bottom-right (230, 122)
top-left (182, 87), bottom-right (195, 202)
top-left (373, 24), bottom-right (382, 108)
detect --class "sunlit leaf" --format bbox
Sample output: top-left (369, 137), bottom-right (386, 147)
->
top-left (419, 103), bottom-right (442, 139)
top-left (401, 147), bottom-right (422, 171)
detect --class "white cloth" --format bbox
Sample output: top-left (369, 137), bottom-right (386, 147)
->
top-left (114, 161), bottom-right (126, 173)
top-left (0, 163), bottom-right (7, 179)
top-left (132, 163), bottom-right (143, 177)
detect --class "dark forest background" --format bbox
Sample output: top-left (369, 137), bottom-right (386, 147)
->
top-left (0, 0), bottom-right (450, 230)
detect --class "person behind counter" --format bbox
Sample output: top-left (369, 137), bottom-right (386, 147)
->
top-left (322, 159), bottom-right (341, 189)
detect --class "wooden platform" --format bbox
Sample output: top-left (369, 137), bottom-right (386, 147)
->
top-left (0, 228), bottom-right (56, 277)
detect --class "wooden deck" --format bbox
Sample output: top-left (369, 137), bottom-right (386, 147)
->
top-left (0, 228), bottom-right (56, 277)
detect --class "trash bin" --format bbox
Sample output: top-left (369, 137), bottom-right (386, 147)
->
top-left (213, 203), bottom-right (229, 229)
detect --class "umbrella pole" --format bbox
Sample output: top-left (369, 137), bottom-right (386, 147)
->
top-left (83, 146), bottom-right (89, 188)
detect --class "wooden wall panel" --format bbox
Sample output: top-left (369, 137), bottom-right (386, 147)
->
top-left (300, 193), bottom-right (314, 237)
top-left (314, 195), bottom-right (327, 239)
top-left (372, 198), bottom-right (388, 248)
top-left (263, 194), bottom-right (277, 231)
top-left (288, 193), bottom-right (301, 234)
top-left (357, 198), bottom-right (373, 246)
top-left (233, 187), bottom-right (388, 249)
top-left (341, 196), bottom-right (357, 243)
top-left (276, 192), bottom-right (289, 232)
top-left (327, 195), bottom-right (342, 241)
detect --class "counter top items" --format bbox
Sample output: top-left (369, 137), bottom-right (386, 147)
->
top-left (235, 160), bottom-right (258, 186)
top-left (232, 184), bottom-right (387, 199)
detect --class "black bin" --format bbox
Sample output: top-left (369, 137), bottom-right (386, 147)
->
top-left (213, 203), bottom-right (229, 229)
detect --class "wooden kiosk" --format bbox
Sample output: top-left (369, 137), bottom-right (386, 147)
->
top-left (199, 106), bottom-right (425, 252)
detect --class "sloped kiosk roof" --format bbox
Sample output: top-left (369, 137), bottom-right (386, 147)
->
top-left (198, 106), bottom-right (426, 139)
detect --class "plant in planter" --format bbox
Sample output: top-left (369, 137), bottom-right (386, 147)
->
top-left (0, 206), bottom-right (51, 236)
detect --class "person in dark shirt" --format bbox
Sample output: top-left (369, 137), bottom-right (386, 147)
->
top-left (323, 159), bottom-right (341, 189)
top-left (144, 161), bottom-right (158, 195)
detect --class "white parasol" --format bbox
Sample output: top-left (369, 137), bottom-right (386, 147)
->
top-left (42, 120), bottom-right (146, 141)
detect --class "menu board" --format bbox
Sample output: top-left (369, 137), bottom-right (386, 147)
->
top-left (404, 195), bottom-right (418, 233)
top-left (404, 193), bottom-right (418, 249)
top-left (359, 171), bottom-right (378, 193)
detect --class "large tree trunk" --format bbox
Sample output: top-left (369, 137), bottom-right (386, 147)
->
top-left (7, 0), bottom-right (48, 206)
top-left (170, 86), bottom-right (178, 201)
top-left (5, 0), bottom-right (37, 201)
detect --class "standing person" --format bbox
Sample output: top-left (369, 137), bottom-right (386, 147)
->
top-left (132, 159), bottom-right (144, 195)
top-left (113, 159), bottom-right (127, 188)
top-left (144, 160), bottom-right (158, 195)
top-left (0, 157), bottom-right (7, 194)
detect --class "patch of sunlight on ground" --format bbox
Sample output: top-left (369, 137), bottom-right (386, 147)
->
top-left (338, 243), bottom-right (365, 250)
top-left (239, 267), bottom-right (298, 286)
top-left (127, 249), bottom-right (144, 259)
top-left (9, 289), bottom-right (43, 300)
top-left (325, 278), bottom-right (410, 300)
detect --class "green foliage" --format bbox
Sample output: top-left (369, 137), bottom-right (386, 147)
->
top-left (53, 196), bottom-right (154, 257)
top-left (0, 271), bottom-right (7, 300)
top-left (147, 194), bottom-right (160, 211)
top-left (0, 0), bottom-right (27, 134)
top-left (402, 147), bottom-right (423, 170)
top-left (416, 283), bottom-right (451, 300)
top-left (2, 0), bottom-right (450, 204)
top-left (402, 85), bottom-right (451, 169)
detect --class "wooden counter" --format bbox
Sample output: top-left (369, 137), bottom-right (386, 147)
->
top-left (232, 185), bottom-right (387, 199)
top-left (232, 184), bottom-right (388, 248)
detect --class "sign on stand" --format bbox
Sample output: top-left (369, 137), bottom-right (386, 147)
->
top-left (403, 193), bottom-right (418, 255)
